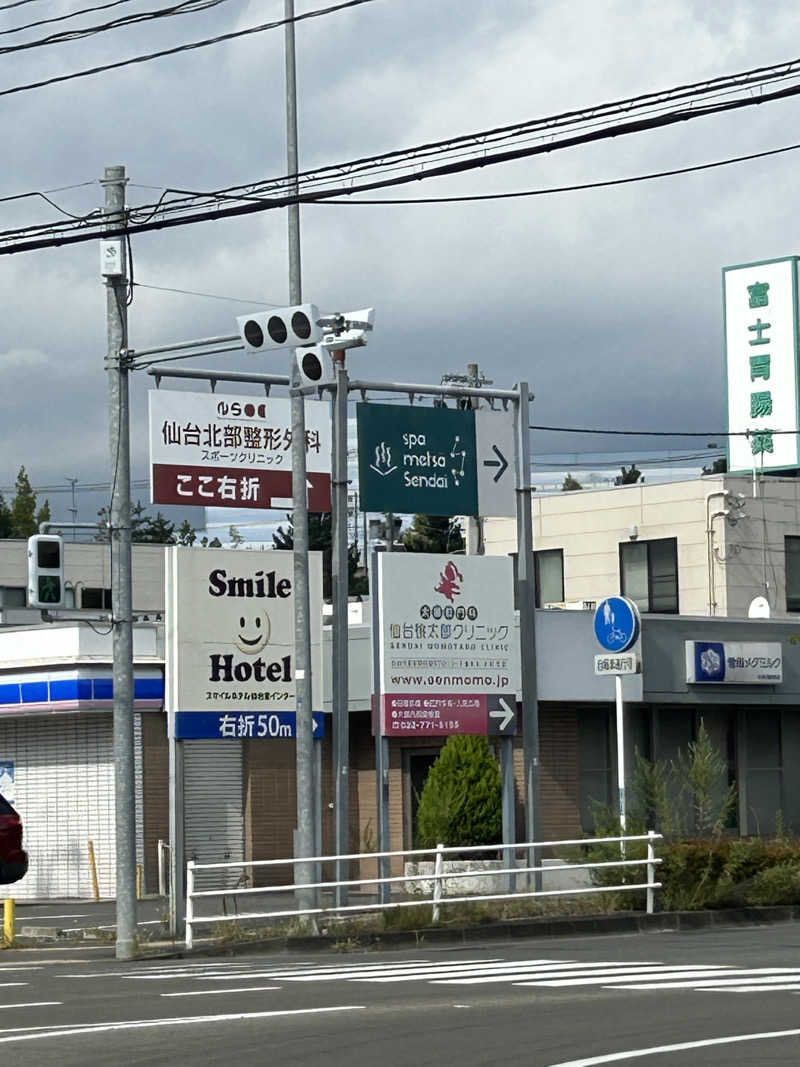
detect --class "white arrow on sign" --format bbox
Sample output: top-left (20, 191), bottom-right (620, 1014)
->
top-left (489, 698), bottom-right (514, 731)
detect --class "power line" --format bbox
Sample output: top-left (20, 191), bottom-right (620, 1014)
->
top-left (133, 281), bottom-right (283, 305)
top-left (138, 55), bottom-right (800, 214)
top-left (0, 0), bottom-right (376, 99)
top-left (2, 0), bottom-right (142, 39)
top-left (0, 47), bottom-right (796, 239)
top-left (318, 141), bottom-right (800, 205)
top-left (3, 70), bottom-right (800, 256)
top-left (529, 424), bottom-right (797, 437)
top-left (0, 0), bottom-right (236, 57)
top-left (0, 0), bottom-right (47, 11)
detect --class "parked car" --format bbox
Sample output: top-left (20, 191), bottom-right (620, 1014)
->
top-left (0, 794), bottom-right (27, 884)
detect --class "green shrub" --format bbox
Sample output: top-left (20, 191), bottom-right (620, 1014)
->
top-left (416, 735), bottom-right (501, 849)
top-left (659, 839), bottom-right (731, 911)
top-left (748, 862), bottom-right (800, 906)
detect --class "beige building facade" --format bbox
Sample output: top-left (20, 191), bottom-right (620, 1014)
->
top-left (484, 473), bottom-right (800, 620)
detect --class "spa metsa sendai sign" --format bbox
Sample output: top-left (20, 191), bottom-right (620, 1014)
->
top-left (723, 257), bottom-right (800, 474)
top-left (165, 547), bottom-right (323, 739)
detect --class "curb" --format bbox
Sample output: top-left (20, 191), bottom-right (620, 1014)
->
top-left (9, 904), bottom-right (800, 956)
top-left (180, 903), bottom-right (800, 958)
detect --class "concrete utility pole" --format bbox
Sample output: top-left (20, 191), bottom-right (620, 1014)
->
top-left (514, 381), bottom-right (541, 890)
top-left (102, 164), bottom-right (137, 958)
top-left (284, 0), bottom-right (316, 914)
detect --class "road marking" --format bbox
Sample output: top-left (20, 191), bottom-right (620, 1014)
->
top-left (14, 914), bottom-right (88, 921)
top-left (0, 1003), bottom-right (61, 1010)
top-left (717, 984), bottom-right (800, 992)
top-left (546, 1027), bottom-right (800, 1066)
top-left (610, 970), bottom-right (800, 990)
top-left (431, 963), bottom-right (685, 986)
top-left (0, 984), bottom-right (27, 989)
top-left (520, 969), bottom-right (754, 988)
top-left (161, 986), bottom-right (281, 997)
top-left (0, 1005), bottom-right (365, 1045)
top-left (202, 959), bottom-right (507, 982)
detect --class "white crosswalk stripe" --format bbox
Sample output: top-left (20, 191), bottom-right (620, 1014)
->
top-left (59, 956), bottom-right (800, 997)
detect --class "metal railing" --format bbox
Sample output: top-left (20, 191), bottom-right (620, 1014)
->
top-left (184, 831), bottom-right (661, 950)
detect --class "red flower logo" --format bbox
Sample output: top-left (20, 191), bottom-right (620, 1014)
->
top-left (435, 561), bottom-right (464, 603)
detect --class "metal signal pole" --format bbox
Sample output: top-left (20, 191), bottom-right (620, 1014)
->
top-left (103, 164), bottom-right (137, 959)
top-left (331, 351), bottom-right (350, 906)
top-left (284, 0), bottom-right (316, 915)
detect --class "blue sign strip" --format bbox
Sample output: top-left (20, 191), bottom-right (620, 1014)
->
top-left (174, 711), bottom-right (326, 740)
top-left (0, 676), bottom-right (165, 707)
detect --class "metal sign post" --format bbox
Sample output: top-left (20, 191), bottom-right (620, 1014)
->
top-left (593, 596), bottom-right (641, 840)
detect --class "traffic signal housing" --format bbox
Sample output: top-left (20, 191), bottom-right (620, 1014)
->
top-left (236, 304), bottom-right (322, 353)
top-left (27, 534), bottom-right (64, 609)
top-left (294, 344), bottom-right (333, 387)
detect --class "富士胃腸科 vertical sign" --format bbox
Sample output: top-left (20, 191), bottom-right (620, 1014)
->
top-left (376, 553), bottom-right (519, 736)
top-left (723, 257), bottom-right (800, 473)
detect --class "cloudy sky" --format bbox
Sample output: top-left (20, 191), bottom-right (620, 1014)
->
top-left (0, 0), bottom-right (798, 531)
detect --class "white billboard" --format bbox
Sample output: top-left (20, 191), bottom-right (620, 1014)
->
top-left (724, 258), bottom-right (800, 473)
top-left (376, 553), bottom-right (518, 737)
top-left (165, 547), bottom-right (323, 738)
top-left (149, 390), bottom-right (332, 511)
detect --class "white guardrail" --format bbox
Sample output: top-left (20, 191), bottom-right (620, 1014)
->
top-left (184, 832), bottom-right (662, 950)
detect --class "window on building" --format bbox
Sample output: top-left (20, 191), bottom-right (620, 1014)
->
top-left (578, 707), bottom-right (611, 834)
top-left (535, 549), bottom-right (564, 607)
top-left (786, 537), bottom-right (800, 611)
top-left (620, 537), bottom-right (678, 613)
top-left (81, 587), bottom-right (111, 610)
top-left (0, 586), bottom-right (26, 608)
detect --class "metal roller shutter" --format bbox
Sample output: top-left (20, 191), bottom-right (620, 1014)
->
top-left (0, 714), bottom-right (115, 900)
top-left (183, 740), bottom-right (244, 890)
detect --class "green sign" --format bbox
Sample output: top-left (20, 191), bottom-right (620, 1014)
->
top-left (357, 403), bottom-right (479, 516)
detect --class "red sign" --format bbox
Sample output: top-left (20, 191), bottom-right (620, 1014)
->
top-left (152, 464), bottom-right (331, 511)
top-left (382, 693), bottom-right (488, 736)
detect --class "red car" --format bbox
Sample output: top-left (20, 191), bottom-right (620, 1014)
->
top-left (0, 794), bottom-right (27, 884)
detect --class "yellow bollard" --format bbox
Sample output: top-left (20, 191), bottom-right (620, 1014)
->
top-left (3, 899), bottom-right (14, 948)
top-left (136, 864), bottom-right (143, 901)
top-left (87, 840), bottom-right (100, 902)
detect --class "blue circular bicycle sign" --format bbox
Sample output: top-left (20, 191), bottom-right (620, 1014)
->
top-left (593, 596), bottom-right (640, 653)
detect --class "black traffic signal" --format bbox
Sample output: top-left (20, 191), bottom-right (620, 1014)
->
top-left (236, 304), bottom-right (322, 353)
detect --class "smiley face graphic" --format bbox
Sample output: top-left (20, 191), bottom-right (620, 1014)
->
top-left (234, 611), bottom-right (271, 654)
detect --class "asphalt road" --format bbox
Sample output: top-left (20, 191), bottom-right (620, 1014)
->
top-left (3, 922), bottom-right (800, 1064)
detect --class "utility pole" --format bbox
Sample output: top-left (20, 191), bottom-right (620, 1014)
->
top-left (66, 478), bottom-right (78, 539)
top-left (102, 164), bottom-right (137, 959)
top-left (331, 350), bottom-right (350, 906)
top-left (514, 381), bottom-right (541, 891)
top-left (284, 0), bottom-right (316, 915)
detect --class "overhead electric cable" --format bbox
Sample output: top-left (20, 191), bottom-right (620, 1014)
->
top-left (136, 56), bottom-right (800, 212)
top-left (4, 74), bottom-right (800, 256)
top-left (0, 0), bottom-right (47, 11)
top-left (529, 424), bottom-right (798, 437)
top-left (2, 0), bottom-right (141, 39)
top-left (0, 0), bottom-right (236, 56)
top-left (0, 55), bottom-right (794, 230)
top-left (0, 0), bottom-right (375, 97)
top-left (317, 142), bottom-right (800, 204)
top-left (133, 281), bottom-right (283, 305)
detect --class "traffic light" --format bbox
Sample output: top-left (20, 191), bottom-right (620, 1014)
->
top-left (27, 534), bottom-right (64, 609)
top-left (236, 304), bottom-right (322, 353)
top-left (294, 344), bottom-right (333, 387)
